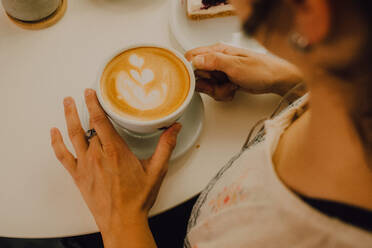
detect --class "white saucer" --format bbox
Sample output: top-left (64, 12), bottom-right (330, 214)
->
top-left (80, 93), bottom-right (204, 161)
top-left (169, 0), bottom-right (267, 53)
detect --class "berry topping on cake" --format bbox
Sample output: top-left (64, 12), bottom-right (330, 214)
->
top-left (187, 0), bottom-right (236, 20)
top-left (202, 0), bottom-right (229, 9)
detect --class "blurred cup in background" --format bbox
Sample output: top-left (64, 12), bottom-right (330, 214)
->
top-left (1, 0), bottom-right (61, 22)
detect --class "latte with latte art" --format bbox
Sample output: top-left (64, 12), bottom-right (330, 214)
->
top-left (100, 47), bottom-right (190, 121)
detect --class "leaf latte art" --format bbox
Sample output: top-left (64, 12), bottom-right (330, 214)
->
top-left (101, 47), bottom-right (190, 121)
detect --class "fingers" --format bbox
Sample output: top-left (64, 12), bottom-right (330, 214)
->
top-left (88, 136), bottom-right (103, 154)
top-left (185, 43), bottom-right (230, 60)
top-left (50, 128), bottom-right (77, 176)
top-left (147, 123), bottom-right (182, 175)
top-left (185, 43), bottom-right (251, 61)
top-left (195, 69), bottom-right (238, 101)
top-left (213, 81), bottom-right (239, 101)
top-left (84, 89), bottom-right (122, 146)
top-left (63, 97), bottom-right (88, 157)
top-left (185, 44), bottom-right (221, 61)
top-left (195, 70), bottom-right (230, 82)
top-left (196, 78), bottom-right (238, 101)
top-left (191, 52), bottom-right (236, 74)
top-left (196, 78), bottom-right (215, 96)
top-left (194, 70), bottom-right (213, 79)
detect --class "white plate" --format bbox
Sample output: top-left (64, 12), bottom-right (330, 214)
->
top-left (80, 93), bottom-right (204, 161)
top-left (169, 0), bottom-right (266, 52)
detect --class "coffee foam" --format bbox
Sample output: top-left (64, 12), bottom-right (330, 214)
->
top-left (101, 47), bottom-right (190, 121)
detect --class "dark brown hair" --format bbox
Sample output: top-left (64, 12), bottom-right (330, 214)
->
top-left (243, 0), bottom-right (372, 160)
top-left (338, 0), bottom-right (372, 160)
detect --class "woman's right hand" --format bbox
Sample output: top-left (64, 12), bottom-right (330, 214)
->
top-left (185, 43), bottom-right (303, 101)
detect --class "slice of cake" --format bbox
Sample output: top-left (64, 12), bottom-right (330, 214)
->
top-left (187, 0), bottom-right (236, 20)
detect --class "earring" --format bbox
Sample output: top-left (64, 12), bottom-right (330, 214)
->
top-left (289, 32), bottom-right (311, 52)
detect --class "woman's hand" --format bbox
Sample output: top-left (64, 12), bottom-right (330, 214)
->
top-left (50, 89), bottom-right (181, 248)
top-left (185, 43), bottom-right (303, 101)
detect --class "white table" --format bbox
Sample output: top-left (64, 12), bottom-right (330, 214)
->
top-left (0, 0), bottom-right (280, 238)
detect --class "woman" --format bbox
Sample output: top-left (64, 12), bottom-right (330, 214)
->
top-left (50, 0), bottom-right (372, 247)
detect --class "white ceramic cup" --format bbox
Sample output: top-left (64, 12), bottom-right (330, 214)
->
top-left (96, 44), bottom-right (196, 134)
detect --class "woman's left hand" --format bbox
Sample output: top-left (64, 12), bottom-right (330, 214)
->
top-left (50, 89), bottom-right (181, 246)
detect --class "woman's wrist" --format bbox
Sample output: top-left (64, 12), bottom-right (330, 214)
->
top-left (100, 211), bottom-right (155, 248)
top-left (270, 59), bottom-right (304, 96)
top-left (100, 209), bottom-right (148, 235)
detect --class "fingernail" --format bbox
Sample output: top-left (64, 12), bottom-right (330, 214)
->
top-left (63, 97), bottom-right (73, 106)
top-left (85, 88), bottom-right (94, 97)
top-left (193, 55), bottom-right (205, 67)
top-left (174, 123), bottom-right (182, 133)
top-left (184, 53), bottom-right (191, 61)
top-left (50, 128), bottom-right (57, 136)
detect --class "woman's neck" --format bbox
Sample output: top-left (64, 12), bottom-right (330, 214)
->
top-left (274, 79), bottom-right (372, 210)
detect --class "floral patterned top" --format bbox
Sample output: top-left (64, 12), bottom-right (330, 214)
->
top-left (184, 94), bottom-right (372, 248)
